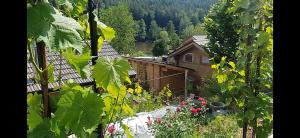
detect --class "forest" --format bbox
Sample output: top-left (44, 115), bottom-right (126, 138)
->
top-left (97, 0), bottom-right (218, 56)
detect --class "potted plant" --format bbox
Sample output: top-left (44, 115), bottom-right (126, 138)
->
top-left (209, 95), bottom-right (225, 111)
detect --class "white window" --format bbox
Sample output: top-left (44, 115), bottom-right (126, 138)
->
top-left (184, 53), bottom-right (193, 63)
top-left (202, 56), bottom-right (210, 64)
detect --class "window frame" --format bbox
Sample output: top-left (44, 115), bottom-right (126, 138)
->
top-left (201, 56), bottom-right (210, 64)
top-left (183, 53), bottom-right (193, 63)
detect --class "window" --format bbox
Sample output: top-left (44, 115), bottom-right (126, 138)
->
top-left (184, 53), bottom-right (193, 63)
top-left (202, 56), bottom-right (210, 64)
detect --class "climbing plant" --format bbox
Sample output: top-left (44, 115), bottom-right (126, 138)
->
top-left (208, 0), bottom-right (273, 137)
top-left (27, 0), bottom-right (135, 137)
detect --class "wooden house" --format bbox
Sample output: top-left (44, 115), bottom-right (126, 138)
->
top-left (127, 35), bottom-right (212, 96)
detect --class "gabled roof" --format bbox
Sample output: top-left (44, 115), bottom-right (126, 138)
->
top-left (168, 35), bottom-right (209, 57)
top-left (27, 42), bottom-right (136, 93)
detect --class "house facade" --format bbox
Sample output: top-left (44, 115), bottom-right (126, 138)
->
top-left (168, 35), bottom-right (212, 85)
top-left (128, 35), bottom-right (212, 96)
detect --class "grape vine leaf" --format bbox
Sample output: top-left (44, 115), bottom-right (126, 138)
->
top-left (53, 89), bottom-right (104, 137)
top-left (245, 111), bottom-right (255, 120)
top-left (63, 48), bottom-right (91, 79)
top-left (98, 36), bottom-right (104, 52)
top-left (121, 124), bottom-right (133, 138)
top-left (92, 57), bottom-right (131, 94)
top-left (27, 2), bottom-right (56, 38)
top-left (27, 119), bottom-right (62, 138)
top-left (237, 0), bottom-right (250, 9)
top-left (51, 14), bottom-right (83, 32)
top-left (257, 31), bottom-right (270, 46)
top-left (47, 23), bottom-right (83, 53)
top-left (27, 93), bottom-right (43, 131)
top-left (122, 104), bottom-right (134, 116)
top-left (96, 20), bottom-right (116, 41)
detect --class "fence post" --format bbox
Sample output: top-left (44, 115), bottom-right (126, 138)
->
top-left (184, 69), bottom-right (188, 100)
top-left (36, 41), bottom-right (50, 118)
top-left (87, 0), bottom-right (104, 137)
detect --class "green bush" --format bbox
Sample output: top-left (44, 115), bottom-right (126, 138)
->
top-left (201, 114), bottom-right (241, 138)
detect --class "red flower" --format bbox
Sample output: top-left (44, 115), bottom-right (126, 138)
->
top-left (202, 101), bottom-right (207, 106)
top-left (191, 108), bottom-right (198, 115)
top-left (108, 124), bottom-right (115, 134)
top-left (156, 117), bottom-right (162, 125)
top-left (197, 108), bottom-right (203, 112)
top-left (176, 107), bottom-right (181, 112)
top-left (146, 116), bottom-right (152, 126)
top-left (168, 124), bottom-right (173, 128)
top-left (198, 97), bottom-right (204, 102)
top-left (181, 101), bottom-right (187, 107)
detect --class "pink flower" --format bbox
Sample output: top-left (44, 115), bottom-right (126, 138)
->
top-left (197, 108), bottom-right (203, 112)
top-left (176, 107), bottom-right (181, 112)
top-left (198, 97), bottom-right (204, 102)
top-left (156, 117), bottom-right (162, 125)
top-left (191, 108), bottom-right (198, 115)
top-left (202, 101), bottom-right (207, 106)
top-left (146, 116), bottom-right (152, 126)
top-left (108, 124), bottom-right (115, 134)
top-left (181, 101), bottom-right (187, 107)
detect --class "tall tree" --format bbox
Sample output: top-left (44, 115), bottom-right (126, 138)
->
top-left (204, 0), bottom-right (239, 63)
top-left (136, 19), bottom-right (147, 41)
top-left (166, 20), bottom-right (181, 49)
top-left (181, 24), bottom-right (206, 39)
top-left (178, 13), bottom-right (192, 35)
top-left (148, 20), bottom-right (161, 41)
top-left (99, 3), bottom-right (136, 55)
top-left (152, 31), bottom-right (170, 56)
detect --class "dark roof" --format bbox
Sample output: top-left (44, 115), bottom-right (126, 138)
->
top-left (27, 42), bottom-right (136, 93)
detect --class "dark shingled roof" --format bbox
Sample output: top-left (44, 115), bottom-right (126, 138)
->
top-left (27, 42), bottom-right (136, 93)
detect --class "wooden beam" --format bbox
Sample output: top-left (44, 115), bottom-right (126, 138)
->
top-left (36, 41), bottom-right (50, 118)
top-left (184, 69), bottom-right (188, 100)
top-left (127, 58), bottom-right (190, 72)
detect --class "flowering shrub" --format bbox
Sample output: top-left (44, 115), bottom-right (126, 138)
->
top-left (149, 97), bottom-right (209, 137)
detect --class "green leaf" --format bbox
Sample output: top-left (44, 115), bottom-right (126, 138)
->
top-left (63, 48), bottom-right (91, 79)
top-left (92, 57), bottom-right (131, 93)
top-left (27, 93), bottom-right (43, 131)
top-left (229, 61), bottom-right (236, 69)
top-left (257, 31), bottom-right (270, 46)
top-left (237, 0), bottom-right (250, 9)
top-left (216, 74), bottom-right (227, 84)
top-left (48, 64), bottom-right (55, 83)
top-left (122, 104), bottom-right (135, 116)
top-left (238, 70), bottom-right (245, 76)
top-left (121, 124), bottom-right (133, 138)
top-left (240, 13), bottom-right (255, 25)
top-left (27, 2), bottom-right (56, 38)
top-left (51, 14), bottom-right (83, 32)
top-left (53, 89), bottom-right (104, 137)
top-left (245, 111), bottom-right (255, 120)
top-left (97, 36), bottom-right (104, 52)
top-left (28, 119), bottom-right (60, 138)
top-left (47, 24), bottom-right (83, 53)
top-left (96, 21), bottom-right (116, 41)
